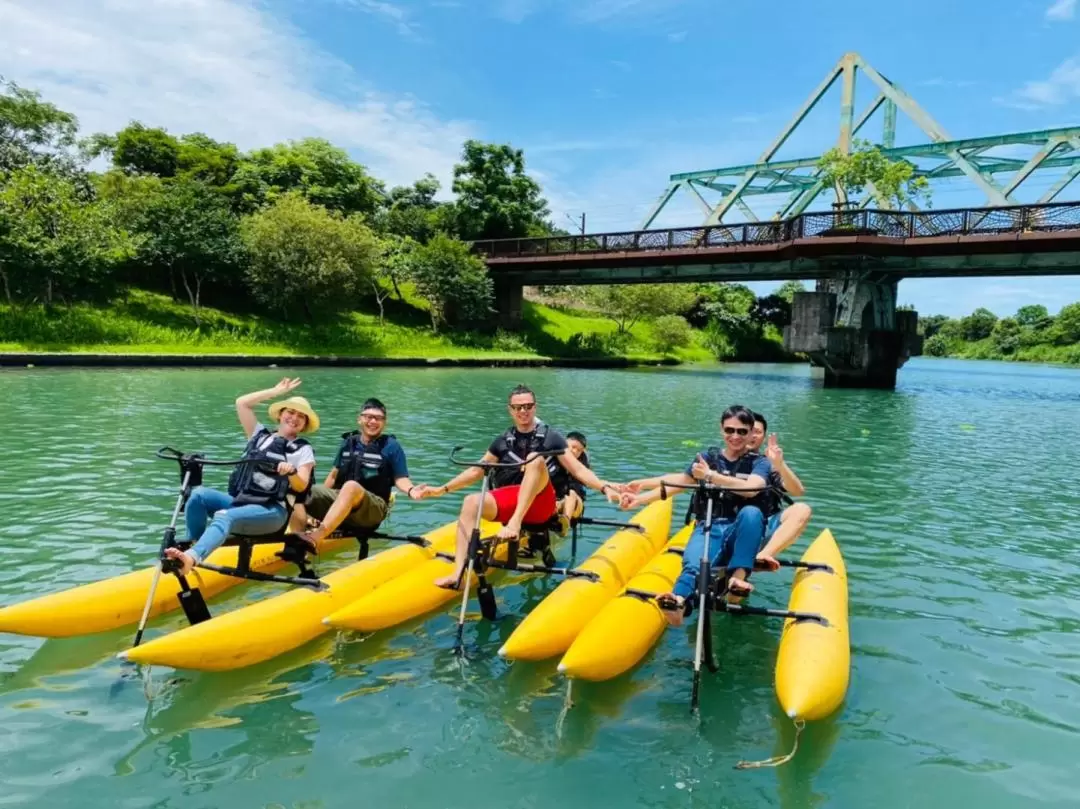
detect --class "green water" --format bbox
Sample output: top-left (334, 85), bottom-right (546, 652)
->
top-left (1, 360), bottom-right (1078, 809)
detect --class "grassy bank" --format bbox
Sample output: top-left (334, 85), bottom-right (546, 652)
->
top-left (0, 288), bottom-right (732, 363)
top-left (928, 336), bottom-right (1080, 365)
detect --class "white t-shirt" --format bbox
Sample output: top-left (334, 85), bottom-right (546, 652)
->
top-left (251, 422), bottom-right (316, 470)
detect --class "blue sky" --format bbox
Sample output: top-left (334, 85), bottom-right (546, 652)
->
top-left (3, 0), bottom-right (1080, 317)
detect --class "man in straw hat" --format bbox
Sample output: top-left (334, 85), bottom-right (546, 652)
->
top-left (163, 377), bottom-right (319, 576)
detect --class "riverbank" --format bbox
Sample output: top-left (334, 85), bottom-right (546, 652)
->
top-left (0, 288), bottom-right (786, 366)
top-left (0, 352), bottom-right (678, 368)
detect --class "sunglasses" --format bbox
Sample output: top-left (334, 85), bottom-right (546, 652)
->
top-left (723, 426), bottom-right (749, 436)
top-left (509, 402), bottom-right (536, 412)
top-left (360, 413), bottom-right (385, 421)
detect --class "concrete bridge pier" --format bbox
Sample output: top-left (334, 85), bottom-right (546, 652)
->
top-left (783, 272), bottom-right (922, 389)
top-left (492, 276), bottom-right (524, 330)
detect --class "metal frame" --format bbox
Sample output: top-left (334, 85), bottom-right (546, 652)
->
top-left (638, 52), bottom-right (1080, 229)
top-left (472, 199), bottom-right (1080, 258)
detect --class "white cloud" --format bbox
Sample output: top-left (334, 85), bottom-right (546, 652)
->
top-left (666, 30), bottom-right (687, 42)
top-left (0, 0), bottom-right (475, 191)
top-left (1046, 0), bottom-right (1076, 21)
top-left (339, 0), bottom-right (419, 37)
top-left (999, 56), bottom-right (1080, 109)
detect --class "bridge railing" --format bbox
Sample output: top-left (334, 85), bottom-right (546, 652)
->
top-left (471, 200), bottom-right (1080, 258)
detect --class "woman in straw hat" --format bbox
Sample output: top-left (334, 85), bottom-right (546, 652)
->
top-left (163, 377), bottom-right (320, 576)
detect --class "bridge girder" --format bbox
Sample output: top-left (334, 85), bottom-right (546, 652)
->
top-left (640, 52), bottom-right (1080, 230)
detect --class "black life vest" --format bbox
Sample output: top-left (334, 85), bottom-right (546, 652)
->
top-left (227, 427), bottom-right (312, 509)
top-left (490, 422), bottom-right (559, 489)
top-left (689, 448), bottom-right (770, 522)
top-left (763, 468), bottom-right (786, 517)
top-left (337, 431), bottom-right (397, 502)
top-left (552, 450), bottom-right (589, 499)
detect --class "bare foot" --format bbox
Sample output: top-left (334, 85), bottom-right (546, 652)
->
top-left (724, 576), bottom-right (754, 604)
top-left (497, 519), bottom-right (521, 541)
top-left (434, 570), bottom-right (463, 590)
top-left (163, 547), bottom-right (196, 576)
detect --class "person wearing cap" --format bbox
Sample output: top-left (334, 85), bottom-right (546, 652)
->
top-left (293, 397), bottom-right (422, 547)
top-left (163, 377), bottom-right (319, 576)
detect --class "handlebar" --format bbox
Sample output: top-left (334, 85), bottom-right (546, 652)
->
top-left (155, 446), bottom-right (261, 467)
top-left (659, 479), bottom-right (774, 499)
top-left (447, 445), bottom-right (565, 469)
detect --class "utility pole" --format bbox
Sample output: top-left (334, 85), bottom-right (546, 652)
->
top-left (565, 212), bottom-right (586, 235)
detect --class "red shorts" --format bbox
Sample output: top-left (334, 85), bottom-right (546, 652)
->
top-left (490, 482), bottom-right (557, 526)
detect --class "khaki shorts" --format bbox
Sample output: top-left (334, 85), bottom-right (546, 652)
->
top-left (307, 483), bottom-right (389, 531)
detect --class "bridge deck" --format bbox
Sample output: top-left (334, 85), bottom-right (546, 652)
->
top-left (473, 202), bottom-right (1080, 284)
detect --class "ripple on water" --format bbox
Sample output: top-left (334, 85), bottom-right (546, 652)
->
top-left (0, 361), bottom-right (1079, 808)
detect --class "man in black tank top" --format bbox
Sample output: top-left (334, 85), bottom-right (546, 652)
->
top-left (417, 385), bottom-right (624, 590)
top-left (747, 412), bottom-right (812, 572)
top-left (619, 404), bottom-right (773, 626)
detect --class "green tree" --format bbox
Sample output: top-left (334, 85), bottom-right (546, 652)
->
top-left (1053, 302), bottom-right (1080, 344)
top-left (0, 77), bottom-right (79, 173)
top-left (0, 164), bottom-right (134, 304)
top-left (232, 138), bottom-right (385, 216)
top-left (408, 233), bottom-right (494, 332)
top-left (652, 314), bottom-right (693, 353)
top-left (923, 334), bottom-right (949, 356)
top-left (135, 179), bottom-right (244, 323)
top-left (586, 284), bottom-right (697, 334)
top-left (240, 192), bottom-right (380, 321)
top-left (1015, 304), bottom-right (1052, 330)
top-left (378, 173), bottom-right (444, 243)
top-left (106, 122), bottom-right (182, 177)
top-left (991, 316), bottom-right (1020, 355)
top-left (960, 307), bottom-right (997, 341)
top-left (750, 294), bottom-right (791, 330)
top-left (449, 140), bottom-right (550, 241)
top-left (371, 234), bottom-right (416, 322)
top-left (817, 138), bottom-right (931, 209)
top-left (918, 314), bottom-right (950, 338)
top-left (774, 279), bottom-right (806, 303)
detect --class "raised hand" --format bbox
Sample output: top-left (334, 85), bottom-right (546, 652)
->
top-left (765, 433), bottom-right (783, 465)
top-left (690, 454), bottom-right (710, 481)
top-left (271, 377), bottom-right (303, 396)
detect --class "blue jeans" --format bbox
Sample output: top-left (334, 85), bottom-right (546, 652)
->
top-left (673, 506), bottom-right (765, 599)
top-left (184, 486), bottom-right (287, 563)
top-left (765, 512), bottom-right (782, 542)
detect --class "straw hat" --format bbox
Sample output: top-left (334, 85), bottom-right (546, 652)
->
top-left (268, 396), bottom-right (320, 434)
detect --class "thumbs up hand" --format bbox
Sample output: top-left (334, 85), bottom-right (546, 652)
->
top-left (690, 453), bottom-right (710, 481)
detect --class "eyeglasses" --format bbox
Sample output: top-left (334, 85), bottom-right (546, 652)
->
top-left (723, 426), bottom-right (749, 436)
top-left (360, 413), bottom-right (385, 422)
top-left (509, 403), bottom-right (536, 412)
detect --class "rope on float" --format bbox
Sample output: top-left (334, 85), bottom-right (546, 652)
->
top-left (734, 718), bottom-right (805, 770)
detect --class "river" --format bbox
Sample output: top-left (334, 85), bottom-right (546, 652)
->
top-left (0, 358), bottom-right (1077, 809)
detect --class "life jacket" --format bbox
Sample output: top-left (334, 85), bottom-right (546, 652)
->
top-left (336, 431), bottom-right (397, 502)
top-left (227, 427), bottom-right (312, 509)
top-left (762, 468), bottom-right (787, 517)
top-left (490, 421), bottom-right (559, 489)
top-left (551, 450), bottom-right (589, 499)
top-left (689, 447), bottom-right (770, 522)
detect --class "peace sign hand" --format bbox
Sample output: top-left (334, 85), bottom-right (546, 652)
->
top-left (765, 434), bottom-right (783, 465)
top-left (271, 377), bottom-right (302, 396)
